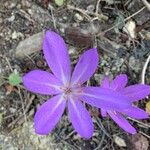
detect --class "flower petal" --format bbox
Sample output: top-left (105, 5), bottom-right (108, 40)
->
top-left (34, 95), bottom-right (66, 135)
top-left (108, 111), bottom-right (136, 134)
top-left (68, 98), bottom-right (93, 139)
top-left (81, 87), bottom-right (131, 111)
top-left (123, 107), bottom-right (149, 119)
top-left (23, 70), bottom-right (62, 95)
top-left (71, 48), bottom-right (98, 84)
top-left (101, 76), bottom-right (110, 88)
top-left (120, 84), bottom-right (150, 102)
top-left (111, 74), bottom-right (128, 91)
top-left (100, 109), bottom-right (107, 117)
top-left (43, 30), bottom-right (71, 84)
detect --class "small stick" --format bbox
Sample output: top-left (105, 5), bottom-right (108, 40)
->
top-left (141, 0), bottom-right (150, 11)
top-left (139, 131), bottom-right (150, 139)
top-left (67, 4), bottom-right (108, 21)
top-left (97, 6), bottom-right (146, 36)
top-left (141, 54), bottom-right (150, 84)
top-left (128, 117), bottom-right (150, 128)
top-left (96, 0), bottom-right (102, 14)
top-left (124, 6), bottom-right (146, 21)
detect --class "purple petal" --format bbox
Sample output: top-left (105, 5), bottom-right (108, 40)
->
top-left (43, 30), bottom-right (71, 84)
top-left (110, 74), bottom-right (128, 91)
top-left (100, 109), bottom-right (107, 117)
top-left (120, 84), bottom-right (150, 102)
top-left (23, 70), bottom-right (62, 95)
top-left (34, 95), bottom-right (66, 135)
top-left (81, 87), bottom-right (131, 111)
top-left (71, 48), bottom-right (98, 84)
top-left (101, 76), bottom-right (110, 88)
top-left (122, 107), bottom-right (149, 119)
top-left (108, 111), bottom-right (136, 134)
top-left (68, 98), bottom-right (93, 139)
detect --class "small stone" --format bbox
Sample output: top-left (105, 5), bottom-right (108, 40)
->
top-left (12, 31), bottom-right (18, 39)
top-left (74, 13), bottom-right (84, 21)
top-left (68, 46), bottom-right (76, 54)
top-left (15, 31), bottom-right (44, 58)
top-left (27, 9), bottom-right (33, 15)
top-left (114, 135), bottom-right (126, 147)
top-left (8, 15), bottom-right (15, 22)
top-left (9, 2), bottom-right (17, 9)
top-left (129, 56), bottom-right (142, 72)
top-left (86, 5), bottom-right (95, 12)
top-left (21, 0), bottom-right (31, 8)
top-left (123, 20), bottom-right (136, 39)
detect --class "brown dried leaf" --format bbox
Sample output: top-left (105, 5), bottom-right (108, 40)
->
top-left (65, 27), bottom-right (94, 48)
top-left (146, 101), bottom-right (150, 115)
top-left (5, 84), bottom-right (16, 95)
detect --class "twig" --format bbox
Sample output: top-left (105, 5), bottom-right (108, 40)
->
top-left (49, 5), bottom-right (57, 30)
top-left (141, 54), bottom-right (150, 84)
top-left (8, 93), bottom-right (35, 128)
top-left (124, 6), bottom-right (146, 21)
top-left (67, 4), bottom-right (108, 21)
top-left (96, 0), bottom-right (102, 14)
top-left (94, 131), bottom-right (105, 150)
top-left (5, 56), bottom-right (13, 72)
top-left (128, 117), bottom-right (150, 128)
top-left (97, 6), bottom-right (146, 36)
top-left (139, 131), bottom-right (150, 139)
top-left (141, 0), bottom-right (150, 11)
top-left (96, 117), bottom-right (112, 139)
top-left (17, 87), bottom-right (28, 125)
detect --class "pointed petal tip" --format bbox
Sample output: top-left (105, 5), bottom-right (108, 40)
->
top-left (34, 127), bottom-right (49, 135)
top-left (83, 133), bottom-right (93, 139)
top-left (121, 84), bottom-right (150, 102)
top-left (43, 29), bottom-right (71, 83)
top-left (68, 99), bottom-right (94, 139)
top-left (111, 74), bottom-right (128, 91)
top-left (71, 48), bottom-right (99, 84)
top-left (34, 95), bottom-right (66, 136)
top-left (123, 107), bottom-right (149, 119)
top-left (130, 130), bottom-right (137, 134)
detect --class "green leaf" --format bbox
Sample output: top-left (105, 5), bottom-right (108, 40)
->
top-left (115, 14), bottom-right (125, 29)
top-left (8, 71), bottom-right (22, 86)
top-left (54, 0), bottom-right (64, 6)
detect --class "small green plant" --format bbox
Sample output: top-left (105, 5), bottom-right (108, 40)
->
top-left (8, 70), bottom-right (22, 86)
top-left (54, 0), bottom-right (64, 6)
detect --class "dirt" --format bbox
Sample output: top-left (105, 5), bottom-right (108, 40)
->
top-left (0, 0), bottom-right (150, 150)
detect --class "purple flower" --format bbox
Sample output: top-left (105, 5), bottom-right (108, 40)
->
top-left (23, 30), bottom-right (131, 138)
top-left (100, 74), bottom-right (150, 134)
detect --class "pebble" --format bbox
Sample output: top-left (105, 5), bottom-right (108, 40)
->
top-left (86, 5), bottom-right (95, 12)
top-left (114, 135), bottom-right (126, 147)
top-left (12, 31), bottom-right (18, 39)
top-left (15, 31), bottom-right (44, 58)
top-left (21, 0), bottom-right (31, 8)
top-left (129, 56), bottom-right (142, 72)
top-left (74, 13), bottom-right (84, 22)
top-left (8, 15), bottom-right (15, 22)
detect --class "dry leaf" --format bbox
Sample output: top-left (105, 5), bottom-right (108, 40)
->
top-left (5, 84), bottom-right (15, 95)
top-left (146, 101), bottom-right (150, 114)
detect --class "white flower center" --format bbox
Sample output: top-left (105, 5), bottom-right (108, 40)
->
top-left (60, 83), bottom-right (83, 99)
